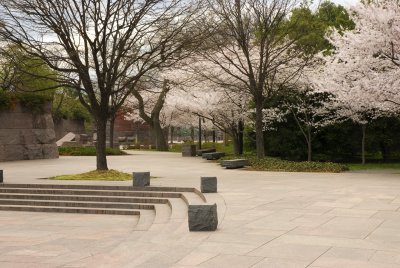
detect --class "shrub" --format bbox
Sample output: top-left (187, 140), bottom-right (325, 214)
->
top-left (16, 92), bottom-right (52, 113)
top-left (221, 154), bottom-right (349, 173)
top-left (58, 146), bottom-right (127, 156)
top-left (0, 91), bottom-right (12, 111)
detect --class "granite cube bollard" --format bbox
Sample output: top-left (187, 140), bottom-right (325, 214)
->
top-left (188, 204), bottom-right (218, 231)
top-left (182, 145), bottom-right (196, 157)
top-left (0, 170), bottom-right (2, 183)
top-left (133, 172), bottom-right (150, 187)
top-left (201, 177), bottom-right (217, 193)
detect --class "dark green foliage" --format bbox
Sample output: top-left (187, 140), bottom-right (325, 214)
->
top-left (15, 92), bottom-right (52, 113)
top-left (0, 90), bottom-right (12, 111)
top-left (0, 46), bottom-right (57, 113)
top-left (58, 146), bottom-right (127, 156)
top-left (261, 116), bottom-right (400, 163)
top-left (52, 89), bottom-right (92, 122)
top-left (287, 1), bottom-right (355, 55)
top-left (0, 90), bottom-right (52, 113)
top-left (221, 154), bottom-right (348, 173)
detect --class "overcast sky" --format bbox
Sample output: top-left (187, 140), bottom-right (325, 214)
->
top-left (331, 0), bottom-right (359, 7)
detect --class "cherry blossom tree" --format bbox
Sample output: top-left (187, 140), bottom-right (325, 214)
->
top-left (194, 0), bottom-right (315, 158)
top-left (313, 0), bottom-right (400, 163)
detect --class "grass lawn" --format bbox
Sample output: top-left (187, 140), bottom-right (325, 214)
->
top-left (50, 170), bottom-right (132, 181)
top-left (348, 163), bottom-right (400, 171)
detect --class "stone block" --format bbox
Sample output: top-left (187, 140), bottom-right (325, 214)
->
top-left (0, 170), bottom-right (3, 183)
top-left (118, 136), bottom-right (127, 142)
top-left (25, 144), bottom-right (43, 160)
top-left (221, 159), bottom-right (249, 169)
top-left (203, 152), bottom-right (225, 160)
top-left (188, 204), bottom-right (218, 231)
top-left (0, 145), bottom-right (4, 161)
top-left (2, 145), bottom-right (25, 161)
top-left (0, 129), bottom-right (22, 145)
top-left (20, 130), bottom-right (36, 144)
top-left (201, 177), bottom-right (217, 193)
top-left (182, 145), bottom-right (196, 157)
top-left (42, 144), bottom-right (59, 159)
top-left (56, 132), bottom-right (76, 147)
top-left (33, 113), bottom-right (54, 129)
top-left (127, 136), bottom-right (135, 142)
top-left (33, 129), bottom-right (56, 144)
top-left (197, 148), bottom-right (216, 156)
top-left (0, 113), bottom-right (33, 129)
top-left (133, 172), bottom-right (150, 187)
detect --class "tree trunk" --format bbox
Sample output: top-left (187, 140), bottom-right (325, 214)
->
top-left (152, 118), bottom-right (168, 151)
top-left (212, 130), bottom-right (216, 143)
top-left (190, 127), bottom-right (195, 142)
top-left (361, 124), bottom-right (366, 165)
top-left (223, 132), bottom-right (229, 146)
top-left (238, 120), bottom-right (244, 155)
top-left (96, 117), bottom-right (108, 170)
top-left (233, 134), bottom-right (240, 155)
top-left (198, 117), bottom-right (202, 149)
top-left (109, 116), bottom-right (115, 148)
top-left (307, 127), bottom-right (312, 162)
top-left (170, 126), bottom-right (174, 144)
top-left (255, 97), bottom-right (265, 158)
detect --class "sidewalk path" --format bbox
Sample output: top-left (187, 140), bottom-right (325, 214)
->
top-left (1, 151), bottom-right (400, 267)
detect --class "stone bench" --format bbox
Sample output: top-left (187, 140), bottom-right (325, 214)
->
top-left (202, 152), bottom-right (225, 160)
top-left (196, 148), bottom-right (216, 156)
top-left (221, 159), bottom-right (249, 169)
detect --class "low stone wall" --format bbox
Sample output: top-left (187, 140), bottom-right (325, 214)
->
top-left (54, 118), bottom-right (86, 140)
top-left (0, 102), bottom-right (59, 161)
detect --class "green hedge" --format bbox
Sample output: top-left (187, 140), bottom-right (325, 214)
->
top-left (221, 154), bottom-right (349, 173)
top-left (59, 146), bottom-right (127, 156)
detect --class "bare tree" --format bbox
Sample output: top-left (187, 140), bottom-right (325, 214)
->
top-left (197, 0), bottom-right (312, 158)
top-left (130, 77), bottom-right (171, 151)
top-left (0, 0), bottom-right (202, 170)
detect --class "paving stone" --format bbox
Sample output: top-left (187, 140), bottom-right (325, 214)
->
top-left (198, 254), bottom-right (263, 268)
top-left (251, 258), bottom-right (311, 268)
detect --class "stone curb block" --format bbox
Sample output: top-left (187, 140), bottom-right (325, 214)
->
top-left (201, 177), bottom-right (217, 193)
top-left (133, 172), bottom-right (150, 187)
top-left (188, 204), bottom-right (218, 231)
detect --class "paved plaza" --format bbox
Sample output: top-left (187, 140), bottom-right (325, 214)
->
top-left (1, 151), bottom-right (400, 267)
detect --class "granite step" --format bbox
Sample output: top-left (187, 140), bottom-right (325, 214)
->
top-left (0, 193), bottom-right (169, 204)
top-left (0, 199), bottom-right (155, 210)
top-left (0, 188), bottom-right (182, 198)
top-left (134, 209), bottom-right (156, 231)
top-left (0, 205), bottom-right (140, 215)
top-left (0, 183), bottom-right (196, 193)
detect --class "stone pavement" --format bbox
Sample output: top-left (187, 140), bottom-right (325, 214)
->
top-left (1, 151), bottom-right (400, 267)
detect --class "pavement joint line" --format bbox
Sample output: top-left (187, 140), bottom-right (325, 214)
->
top-left (245, 226), bottom-right (298, 256)
top-left (362, 218), bottom-right (385, 240)
top-left (305, 246), bottom-right (332, 268)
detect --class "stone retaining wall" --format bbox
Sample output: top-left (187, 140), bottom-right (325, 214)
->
top-left (0, 102), bottom-right (59, 161)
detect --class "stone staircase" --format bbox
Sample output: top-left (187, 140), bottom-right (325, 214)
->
top-left (0, 183), bottom-right (207, 230)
